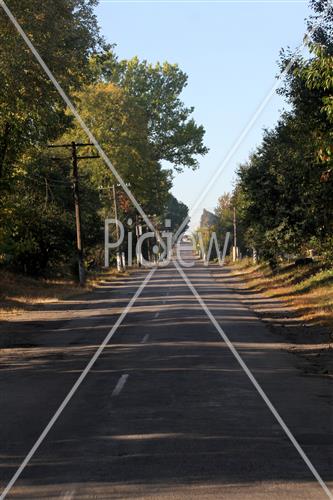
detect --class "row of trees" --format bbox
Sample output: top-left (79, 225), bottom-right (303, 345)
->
top-left (215, 0), bottom-right (333, 266)
top-left (0, 0), bottom-right (206, 276)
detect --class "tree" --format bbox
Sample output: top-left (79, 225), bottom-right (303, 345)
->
top-left (230, 0), bottom-right (333, 265)
top-left (92, 52), bottom-right (208, 171)
top-left (61, 82), bottom-right (172, 218)
top-left (0, 0), bottom-right (102, 180)
top-left (235, 108), bottom-right (333, 263)
top-left (215, 193), bottom-right (233, 235)
top-left (307, 0), bottom-right (333, 50)
top-left (164, 194), bottom-right (189, 232)
top-left (0, 0), bottom-right (103, 274)
top-left (215, 191), bottom-right (247, 256)
top-left (0, 3), bottom-right (206, 275)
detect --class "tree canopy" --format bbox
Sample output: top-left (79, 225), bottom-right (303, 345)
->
top-left (92, 51), bottom-right (208, 171)
top-left (0, 4), bottom-right (200, 275)
top-left (220, 0), bottom-right (333, 265)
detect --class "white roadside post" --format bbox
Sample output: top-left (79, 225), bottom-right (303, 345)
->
top-left (121, 252), bottom-right (126, 270)
top-left (136, 224), bottom-right (143, 266)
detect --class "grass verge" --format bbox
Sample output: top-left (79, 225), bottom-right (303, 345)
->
top-left (231, 258), bottom-right (333, 333)
top-left (0, 268), bottom-right (128, 320)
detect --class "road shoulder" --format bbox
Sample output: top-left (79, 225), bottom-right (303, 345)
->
top-left (211, 265), bottom-right (333, 379)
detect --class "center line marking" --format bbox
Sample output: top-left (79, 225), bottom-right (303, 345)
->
top-left (154, 311), bottom-right (160, 318)
top-left (111, 374), bottom-right (129, 397)
top-left (141, 334), bottom-right (149, 344)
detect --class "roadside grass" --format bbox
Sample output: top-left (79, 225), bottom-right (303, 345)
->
top-left (0, 267), bottom-right (128, 319)
top-left (231, 259), bottom-right (333, 331)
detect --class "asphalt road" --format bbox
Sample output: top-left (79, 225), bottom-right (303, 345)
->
top-left (0, 244), bottom-right (332, 499)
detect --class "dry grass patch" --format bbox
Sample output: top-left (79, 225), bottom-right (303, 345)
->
top-left (232, 259), bottom-right (333, 332)
top-left (0, 268), bottom-right (127, 319)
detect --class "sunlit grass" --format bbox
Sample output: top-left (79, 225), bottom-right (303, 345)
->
top-left (0, 267), bottom-right (128, 319)
top-left (232, 260), bottom-right (333, 331)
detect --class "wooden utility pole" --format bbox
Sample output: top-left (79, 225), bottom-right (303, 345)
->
top-left (47, 142), bottom-right (98, 286)
top-left (71, 142), bottom-right (85, 286)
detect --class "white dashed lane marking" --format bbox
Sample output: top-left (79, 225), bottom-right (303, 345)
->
top-left (141, 334), bottom-right (149, 344)
top-left (111, 374), bottom-right (129, 397)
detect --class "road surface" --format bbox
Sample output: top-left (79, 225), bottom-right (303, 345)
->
top-left (0, 244), bottom-right (332, 499)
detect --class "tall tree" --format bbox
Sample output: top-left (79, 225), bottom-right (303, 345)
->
top-left (0, 0), bottom-right (102, 180)
top-left (92, 52), bottom-right (208, 171)
top-left (0, 0), bottom-right (103, 274)
top-left (61, 82), bottom-right (172, 218)
top-left (164, 194), bottom-right (189, 232)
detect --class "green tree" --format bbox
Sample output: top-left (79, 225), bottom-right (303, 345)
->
top-left (0, 0), bottom-right (102, 179)
top-left (92, 52), bottom-right (208, 171)
top-left (215, 193), bottom-right (233, 237)
top-left (231, 0), bottom-right (333, 265)
top-left (61, 82), bottom-right (172, 218)
top-left (164, 194), bottom-right (189, 232)
top-left (0, 0), bottom-right (103, 274)
top-left (215, 190), bottom-right (247, 256)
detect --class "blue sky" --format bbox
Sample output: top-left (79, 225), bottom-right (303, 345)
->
top-left (95, 0), bottom-right (311, 229)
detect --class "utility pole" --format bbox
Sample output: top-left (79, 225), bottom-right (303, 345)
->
top-left (47, 142), bottom-right (98, 286)
top-left (233, 206), bottom-right (238, 262)
top-left (71, 142), bottom-right (84, 286)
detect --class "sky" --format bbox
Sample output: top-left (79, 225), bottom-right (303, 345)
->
top-left (95, 0), bottom-right (311, 230)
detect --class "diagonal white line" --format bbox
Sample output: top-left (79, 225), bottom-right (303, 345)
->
top-left (2, 0), bottom-right (326, 249)
top-left (0, 268), bottom-right (156, 500)
top-left (173, 259), bottom-right (333, 500)
top-left (1, 3), bottom-right (331, 497)
top-left (0, 0), bottom-right (157, 236)
top-left (172, 2), bottom-right (332, 242)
